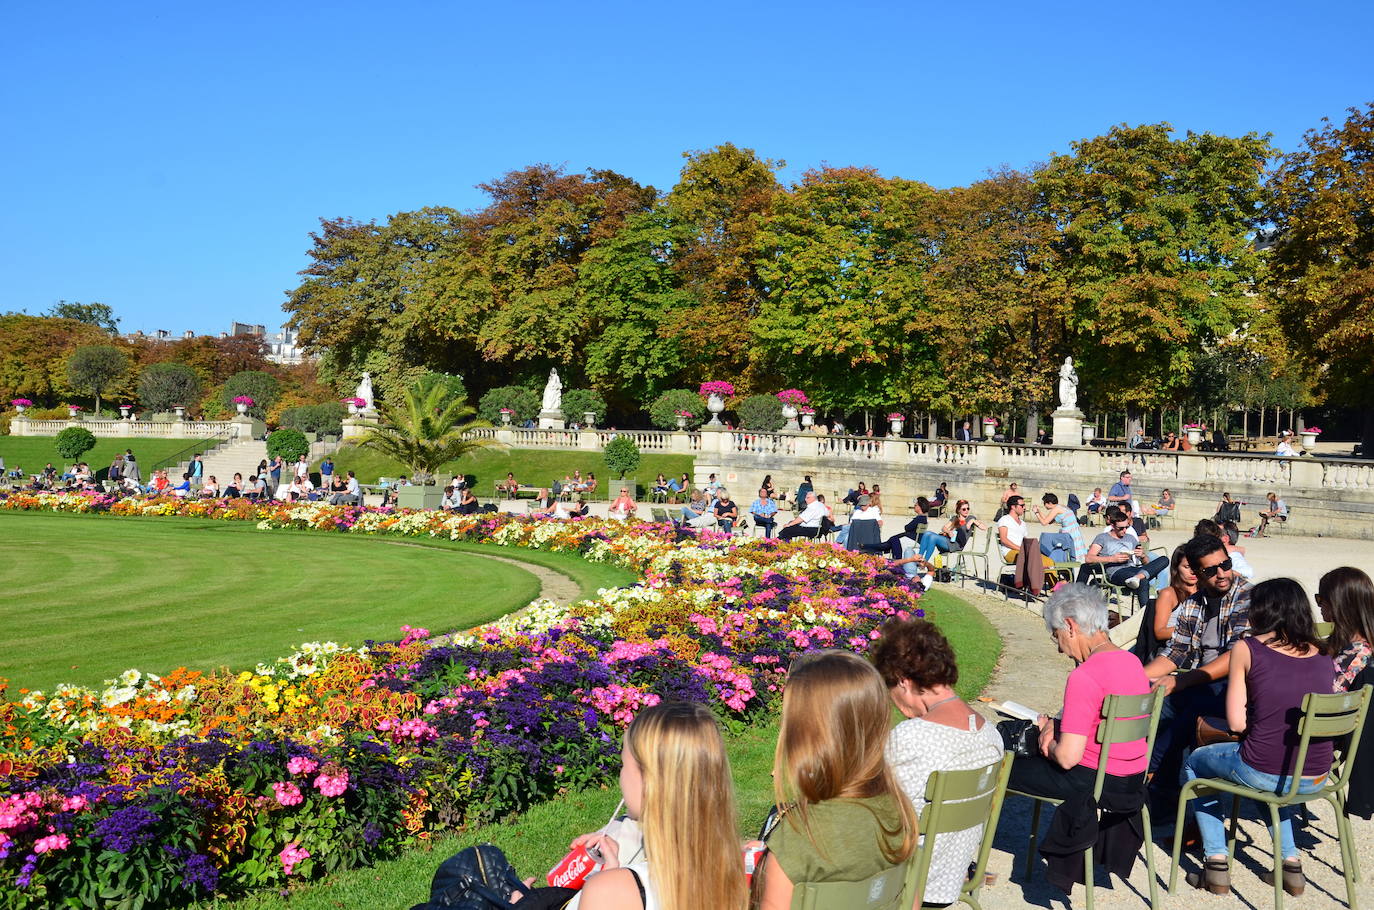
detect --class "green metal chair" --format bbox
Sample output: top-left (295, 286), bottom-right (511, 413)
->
top-left (1080, 562), bottom-right (1135, 617)
top-left (905, 753), bottom-right (1015, 909)
top-left (1009, 688), bottom-right (1165, 910)
top-left (1169, 684), bottom-right (1372, 909)
top-left (948, 526), bottom-right (989, 588)
top-left (789, 860), bottom-right (910, 910)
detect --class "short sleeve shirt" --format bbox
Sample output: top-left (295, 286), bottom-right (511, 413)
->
top-left (996, 515), bottom-right (1025, 560)
top-left (751, 498), bottom-right (778, 518)
top-left (768, 796), bottom-right (906, 887)
top-left (1059, 650), bottom-right (1151, 775)
top-left (1109, 482), bottom-right (1131, 500)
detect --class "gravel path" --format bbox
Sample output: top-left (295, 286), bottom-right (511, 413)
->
top-left (942, 583), bottom-right (1374, 907)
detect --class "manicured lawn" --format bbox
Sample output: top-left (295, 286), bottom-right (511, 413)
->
top-left (0, 513), bottom-right (632, 691)
top-left (205, 589), bottom-right (1001, 910)
top-left (0, 436), bottom-right (220, 477)
top-left (322, 445), bottom-right (695, 499)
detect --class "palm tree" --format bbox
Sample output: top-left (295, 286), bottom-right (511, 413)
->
top-left (358, 377), bottom-right (501, 483)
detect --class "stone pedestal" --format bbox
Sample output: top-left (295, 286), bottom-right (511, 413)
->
top-left (1052, 408), bottom-right (1086, 447)
top-left (342, 417), bottom-right (378, 440)
top-left (538, 409), bottom-right (566, 430)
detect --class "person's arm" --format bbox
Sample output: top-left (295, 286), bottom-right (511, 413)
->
top-left (1153, 588), bottom-right (1179, 641)
top-left (1143, 653), bottom-right (1180, 683)
top-left (1034, 507), bottom-right (1056, 526)
top-left (997, 523), bottom-right (1017, 553)
top-left (1084, 542), bottom-right (1122, 565)
top-left (1225, 640), bottom-right (1251, 733)
top-left (758, 853), bottom-right (794, 910)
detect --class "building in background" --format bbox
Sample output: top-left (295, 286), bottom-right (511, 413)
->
top-left (229, 322), bottom-right (311, 365)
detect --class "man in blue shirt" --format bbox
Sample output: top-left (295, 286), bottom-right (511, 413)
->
top-left (1107, 470), bottom-right (1133, 508)
top-left (750, 487), bottom-right (779, 538)
top-left (320, 456), bottom-right (335, 490)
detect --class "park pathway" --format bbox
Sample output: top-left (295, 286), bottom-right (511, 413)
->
top-left (942, 584), bottom-right (1374, 908)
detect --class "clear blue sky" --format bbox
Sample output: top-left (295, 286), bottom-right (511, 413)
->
top-left (3, 0), bottom-right (1371, 336)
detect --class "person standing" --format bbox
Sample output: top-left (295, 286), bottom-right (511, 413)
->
top-left (122, 450), bottom-right (141, 486)
top-left (319, 456), bottom-right (335, 491)
top-left (269, 455), bottom-right (284, 495)
top-left (188, 454), bottom-right (204, 486)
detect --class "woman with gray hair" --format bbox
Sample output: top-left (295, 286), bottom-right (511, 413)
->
top-left (1008, 584), bottom-right (1152, 799)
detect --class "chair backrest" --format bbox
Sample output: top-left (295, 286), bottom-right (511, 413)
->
top-left (1287, 684), bottom-right (1373, 799)
top-left (846, 519), bottom-right (882, 551)
top-left (1090, 688), bottom-right (1165, 798)
top-left (791, 861), bottom-right (909, 910)
top-left (904, 752), bottom-right (1014, 906)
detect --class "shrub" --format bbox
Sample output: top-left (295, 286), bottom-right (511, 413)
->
top-left (736, 393), bottom-right (786, 431)
top-left (54, 426), bottom-right (97, 461)
top-left (280, 403), bottom-right (347, 436)
top-left (647, 389), bottom-right (702, 429)
top-left (420, 371), bottom-right (467, 407)
top-left (602, 435), bottom-right (641, 479)
top-left (222, 371), bottom-right (281, 419)
top-left (266, 428), bottom-right (310, 462)
top-left (478, 386), bottom-right (539, 423)
top-left (138, 362), bottom-right (202, 413)
top-left (561, 388), bottom-right (607, 423)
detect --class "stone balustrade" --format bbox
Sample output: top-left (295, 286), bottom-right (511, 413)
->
top-left (9, 416), bottom-right (244, 439)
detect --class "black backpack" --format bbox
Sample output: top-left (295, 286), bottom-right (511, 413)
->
top-left (411, 844), bottom-right (576, 910)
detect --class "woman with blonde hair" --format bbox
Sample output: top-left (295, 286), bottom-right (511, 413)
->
top-left (566, 701), bottom-right (747, 910)
top-left (756, 650), bottom-right (917, 909)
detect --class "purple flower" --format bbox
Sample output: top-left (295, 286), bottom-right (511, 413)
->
top-left (94, 805), bottom-right (161, 853)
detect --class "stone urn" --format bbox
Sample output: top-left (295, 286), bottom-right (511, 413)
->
top-left (1081, 425), bottom-right (1096, 444)
top-left (1186, 428), bottom-right (1203, 446)
top-left (982, 420), bottom-right (997, 439)
top-left (235, 402), bottom-right (248, 415)
top-left (68, 405), bottom-right (81, 418)
top-left (173, 405), bottom-right (186, 419)
top-left (801, 412), bottom-right (814, 428)
top-left (500, 411), bottom-right (512, 425)
top-left (676, 416), bottom-right (688, 430)
top-left (1300, 431), bottom-right (1318, 450)
top-left (14, 404), bottom-right (25, 415)
top-left (347, 401), bottom-right (360, 415)
top-left (705, 394), bottom-right (726, 427)
top-left (119, 405), bottom-right (131, 419)
top-left (889, 418), bottom-right (903, 436)
top-left (781, 403), bottom-right (800, 432)
top-left (583, 411), bottom-right (596, 428)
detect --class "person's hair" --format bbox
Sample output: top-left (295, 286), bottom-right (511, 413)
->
top-left (1104, 505), bottom-right (1127, 525)
top-left (1009, 482), bottom-right (1018, 490)
top-left (1119, 499), bottom-right (1134, 514)
top-left (816, 493), bottom-right (826, 502)
top-left (915, 496), bottom-right (930, 512)
top-left (183, 473), bottom-right (191, 480)
top-left (871, 619), bottom-right (958, 690)
top-left (627, 703), bottom-right (747, 910)
top-left (1183, 534), bottom-right (1228, 573)
top-left (1194, 518), bottom-right (1222, 538)
top-left (714, 488), bottom-right (726, 498)
top-left (1248, 578), bottom-right (1320, 651)
top-left (1006, 495), bottom-right (1024, 509)
top-left (804, 475), bottom-right (812, 482)
top-left (1221, 520), bottom-right (1241, 545)
top-left (1042, 583), bottom-right (1109, 636)
top-left (1319, 567), bottom-right (1374, 654)
top-left (953, 499), bottom-right (970, 514)
top-left (1120, 470), bottom-right (1130, 478)
top-left (1042, 492), bottom-right (1058, 505)
top-left (774, 651), bottom-right (916, 864)
top-left (762, 474), bottom-right (772, 486)
top-left (1168, 545), bottom-right (1193, 595)
top-left (689, 489), bottom-right (703, 502)
top-left (856, 494), bottom-right (870, 507)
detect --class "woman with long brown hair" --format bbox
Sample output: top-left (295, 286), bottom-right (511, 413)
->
top-left (1318, 566), bottom-right (1374, 693)
top-left (756, 651), bottom-right (917, 909)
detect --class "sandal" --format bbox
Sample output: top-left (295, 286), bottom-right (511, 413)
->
top-left (1259, 859), bottom-right (1305, 896)
top-left (1186, 857), bottom-right (1231, 895)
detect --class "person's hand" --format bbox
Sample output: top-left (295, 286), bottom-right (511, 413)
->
top-left (569, 833), bottom-right (621, 869)
top-left (1115, 552), bottom-right (1130, 563)
top-left (1038, 723), bottom-right (1055, 757)
top-left (1152, 675), bottom-right (1177, 696)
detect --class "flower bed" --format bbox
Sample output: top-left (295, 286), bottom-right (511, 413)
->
top-left (0, 494), bottom-right (924, 907)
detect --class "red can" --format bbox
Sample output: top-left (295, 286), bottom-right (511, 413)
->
top-left (546, 844), bottom-right (602, 889)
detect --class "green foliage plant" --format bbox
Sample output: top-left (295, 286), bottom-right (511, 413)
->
top-left (266, 428), bottom-right (310, 462)
top-left (137, 362), bottom-right (202, 413)
top-left (648, 389), bottom-right (703, 429)
top-left (602, 434), bottom-right (641, 479)
top-left (361, 378), bottom-right (501, 483)
top-left (420, 371), bottom-right (468, 408)
top-left (280, 403), bottom-right (347, 435)
top-left (65, 345), bottom-right (129, 415)
top-left (53, 426), bottom-right (97, 461)
top-left (561, 388), bottom-right (607, 422)
top-left (223, 370), bottom-right (281, 419)
top-left (478, 386), bottom-right (539, 424)
top-left (736, 393), bottom-right (786, 431)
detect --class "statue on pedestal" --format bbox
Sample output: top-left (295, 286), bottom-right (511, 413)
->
top-left (1058, 357), bottom-right (1078, 413)
top-left (356, 372), bottom-right (376, 414)
top-left (541, 369), bottom-right (563, 413)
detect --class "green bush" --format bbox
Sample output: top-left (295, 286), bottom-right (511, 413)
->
top-left (420, 372), bottom-right (467, 407)
top-left (647, 389), bottom-right (703, 429)
top-left (478, 386), bottom-right (540, 424)
top-left (736, 393), bottom-right (786, 431)
top-left (561, 388), bottom-right (607, 424)
top-left (602, 435), bottom-right (641, 479)
top-left (222, 371), bottom-right (281, 419)
top-left (280, 403), bottom-right (347, 436)
top-left (266, 428), bottom-right (310, 462)
top-left (54, 426), bottom-right (97, 461)
top-left (138, 362), bottom-right (202, 413)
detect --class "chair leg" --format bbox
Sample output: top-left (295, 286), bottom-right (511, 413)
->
top-left (1142, 804), bottom-right (1159, 909)
top-left (1226, 794), bottom-right (1241, 866)
top-left (1268, 802), bottom-right (1285, 910)
top-left (1169, 785), bottom-right (1192, 892)
top-left (1083, 846), bottom-right (1095, 910)
top-left (1026, 800), bottom-right (1043, 879)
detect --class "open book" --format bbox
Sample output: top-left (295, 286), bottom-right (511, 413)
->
top-left (980, 698), bottom-right (1040, 721)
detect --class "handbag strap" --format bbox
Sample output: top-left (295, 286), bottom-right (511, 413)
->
top-left (627, 868), bottom-right (647, 908)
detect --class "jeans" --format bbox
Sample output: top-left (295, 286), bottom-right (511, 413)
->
top-left (918, 531), bottom-right (955, 561)
top-left (752, 516), bottom-right (776, 538)
top-left (1039, 532), bottom-right (1075, 563)
top-left (719, 518), bottom-right (735, 534)
top-left (1109, 555), bottom-right (1171, 613)
top-left (1185, 742), bottom-right (1324, 859)
top-left (1150, 679), bottom-right (1228, 801)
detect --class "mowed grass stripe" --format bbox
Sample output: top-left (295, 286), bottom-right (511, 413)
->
top-left (0, 513), bottom-right (549, 691)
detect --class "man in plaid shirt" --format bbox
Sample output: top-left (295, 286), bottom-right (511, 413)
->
top-left (1142, 534), bottom-right (1252, 812)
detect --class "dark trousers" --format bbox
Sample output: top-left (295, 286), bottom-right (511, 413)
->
top-left (752, 516), bottom-right (776, 538)
top-left (1109, 555), bottom-right (1171, 613)
top-left (779, 525), bottom-right (820, 541)
top-left (1149, 679), bottom-right (1228, 801)
top-left (1011, 755), bottom-right (1146, 801)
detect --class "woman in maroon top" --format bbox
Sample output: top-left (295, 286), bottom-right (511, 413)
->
top-left (1183, 578), bottom-right (1334, 895)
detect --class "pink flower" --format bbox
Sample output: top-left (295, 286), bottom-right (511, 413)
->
top-left (287, 756), bottom-right (318, 775)
top-left (60, 795), bottom-right (89, 812)
top-left (314, 768), bottom-right (349, 797)
top-left (279, 841), bottom-right (311, 875)
top-left (272, 782), bottom-right (303, 806)
top-left (34, 833), bottom-right (69, 853)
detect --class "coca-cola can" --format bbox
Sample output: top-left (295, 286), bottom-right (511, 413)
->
top-left (547, 844), bottom-right (602, 889)
top-left (743, 844), bottom-right (766, 884)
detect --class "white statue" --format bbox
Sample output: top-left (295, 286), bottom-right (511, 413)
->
top-left (1058, 357), bottom-right (1078, 411)
top-left (541, 368), bottom-right (563, 413)
top-left (356, 372), bottom-right (375, 413)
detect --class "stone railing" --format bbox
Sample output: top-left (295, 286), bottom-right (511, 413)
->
top-left (10, 417), bottom-right (244, 439)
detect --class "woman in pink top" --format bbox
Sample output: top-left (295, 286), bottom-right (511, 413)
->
top-left (1009, 584), bottom-right (1151, 799)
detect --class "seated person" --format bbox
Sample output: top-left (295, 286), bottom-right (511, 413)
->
top-left (882, 497), bottom-right (929, 558)
top-left (441, 485), bottom-right (459, 511)
top-left (1256, 491), bottom-right (1288, 536)
top-left (225, 473), bottom-right (244, 499)
top-left (916, 500), bottom-right (985, 562)
top-left (380, 485), bottom-right (398, 509)
top-left (1086, 487), bottom-right (1106, 517)
top-left (248, 474), bottom-right (269, 501)
top-left (1194, 519), bottom-right (1254, 579)
top-left (167, 473), bottom-right (192, 498)
top-left (328, 473), bottom-right (353, 506)
top-left (607, 486), bottom-right (637, 521)
top-left (841, 482), bottom-right (869, 507)
top-left (283, 476), bottom-right (311, 502)
top-left (200, 476), bottom-right (220, 498)
top-left (531, 488), bottom-right (557, 516)
top-left (650, 473), bottom-right (670, 502)
top-left (778, 492), bottom-right (827, 541)
top-left (711, 488), bottom-right (738, 533)
top-left (42, 463), bottom-right (57, 483)
top-left (930, 482), bottom-right (949, 510)
top-left (1320, 566), bottom-right (1374, 693)
top-left (1133, 546), bottom-right (1198, 662)
top-left (996, 495), bottom-right (1055, 575)
top-left (1081, 506), bottom-right (1169, 613)
top-left (872, 619), bottom-right (1004, 907)
top-left (497, 472), bottom-right (519, 497)
top-left (1274, 430), bottom-right (1298, 457)
top-left (582, 472), bottom-right (598, 496)
top-left (457, 487), bottom-right (479, 514)
top-left (836, 494), bottom-right (880, 546)
top-left (749, 488), bottom-right (779, 538)
top-left (1148, 488), bottom-right (1176, 515)
top-left (566, 496), bottom-right (589, 519)
top-left (680, 490), bottom-right (713, 528)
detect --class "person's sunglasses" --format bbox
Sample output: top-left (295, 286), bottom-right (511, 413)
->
top-left (1198, 558), bottom-right (1234, 579)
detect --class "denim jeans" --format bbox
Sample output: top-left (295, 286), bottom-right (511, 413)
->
top-left (918, 531), bottom-right (955, 561)
top-left (752, 516), bottom-right (776, 538)
top-left (1039, 532), bottom-right (1075, 563)
top-left (1184, 742), bottom-right (1324, 859)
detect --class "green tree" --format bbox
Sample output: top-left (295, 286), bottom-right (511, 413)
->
top-left (736, 393), bottom-right (786, 431)
top-left (602, 435), bottom-right (641, 479)
top-left (66, 345), bottom-right (130, 415)
top-left (647, 389), bottom-right (703, 429)
top-left (54, 426), bottom-right (97, 462)
top-left (266, 428), bottom-right (310, 462)
top-left (359, 380), bottom-right (500, 483)
top-left (137, 362), bottom-right (202, 412)
top-left (222, 370), bottom-right (281, 419)
top-left (280, 403), bottom-right (347, 435)
top-left (477, 386), bottom-right (540, 424)
top-left (1266, 102), bottom-right (1374, 445)
top-left (0, 314), bottom-right (110, 404)
top-left (45, 301), bottom-right (119, 334)
top-left (1036, 123), bottom-right (1273, 410)
top-left (561, 388), bottom-right (607, 423)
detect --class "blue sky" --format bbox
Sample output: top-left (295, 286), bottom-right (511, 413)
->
top-left (3, 0), bottom-right (1371, 335)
